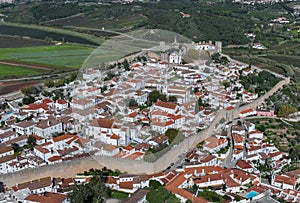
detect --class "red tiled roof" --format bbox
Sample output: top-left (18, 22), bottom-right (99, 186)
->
top-left (236, 160), bottom-right (252, 169)
top-left (275, 174), bottom-right (296, 186)
top-left (53, 134), bottom-right (74, 142)
top-left (29, 134), bottom-right (44, 141)
top-left (232, 133), bottom-right (244, 143)
top-left (111, 134), bottom-right (121, 140)
top-left (106, 176), bottom-right (118, 184)
top-left (240, 108), bottom-right (255, 114)
top-left (225, 106), bottom-right (235, 111)
top-left (48, 156), bottom-right (62, 162)
top-left (57, 99), bottom-right (67, 104)
top-left (90, 118), bottom-right (114, 128)
top-left (126, 151), bottom-right (144, 160)
top-left (0, 146), bottom-right (13, 154)
top-left (166, 173), bottom-right (208, 203)
top-left (24, 192), bottom-right (66, 203)
top-left (13, 177), bottom-right (52, 192)
top-left (123, 145), bottom-right (135, 151)
top-left (34, 146), bottom-right (50, 154)
top-left (155, 100), bottom-right (177, 109)
top-left (119, 181), bottom-right (133, 189)
top-left (127, 112), bottom-right (138, 118)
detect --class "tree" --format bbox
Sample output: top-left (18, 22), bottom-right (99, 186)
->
top-left (21, 87), bottom-right (32, 95)
top-left (44, 80), bottom-right (54, 88)
top-left (165, 128), bottom-right (179, 142)
top-left (55, 79), bottom-right (65, 88)
top-left (42, 90), bottom-right (52, 97)
top-left (149, 180), bottom-right (161, 189)
top-left (22, 95), bottom-right (35, 105)
top-left (0, 181), bottom-right (4, 193)
top-left (67, 175), bottom-right (110, 203)
top-left (222, 81), bottom-right (230, 89)
top-left (148, 90), bottom-right (167, 104)
top-left (168, 95), bottom-right (177, 102)
top-left (277, 104), bottom-right (297, 118)
top-left (27, 135), bottom-right (37, 147)
top-left (128, 98), bottom-right (138, 108)
top-left (123, 59), bottom-right (130, 71)
top-left (11, 143), bottom-right (20, 152)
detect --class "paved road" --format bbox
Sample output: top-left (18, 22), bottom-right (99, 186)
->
top-left (222, 123), bottom-right (234, 168)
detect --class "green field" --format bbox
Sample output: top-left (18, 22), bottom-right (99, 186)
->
top-left (0, 44), bottom-right (95, 69)
top-left (0, 64), bottom-right (43, 76)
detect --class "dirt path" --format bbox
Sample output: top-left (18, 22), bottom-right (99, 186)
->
top-left (0, 60), bottom-right (52, 70)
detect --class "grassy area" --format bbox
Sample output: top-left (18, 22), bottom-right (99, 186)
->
top-left (0, 44), bottom-right (94, 69)
top-left (198, 189), bottom-right (231, 202)
top-left (110, 190), bottom-right (129, 199)
top-left (0, 22), bottom-right (104, 45)
top-left (0, 64), bottom-right (43, 76)
top-left (45, 13), bottom-right (148, 31)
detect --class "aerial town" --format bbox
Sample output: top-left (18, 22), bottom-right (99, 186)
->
top-left (0, 0), bottom-right (300, 202)
top-left (0, 35), bottom-right (298, 203)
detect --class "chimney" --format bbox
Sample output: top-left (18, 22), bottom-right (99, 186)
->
top-left (47, 121), bottom-right (51, 126)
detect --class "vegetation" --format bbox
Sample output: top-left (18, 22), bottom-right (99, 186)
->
top-left (147, 90), bottom-right (177, 105)
top-left (68, 168), bottom-right (124, 203)
top-left (0, 181), bottom-right (4, 193)
top-left (239, 70), bottom-right (280, 96)
top-left (0, 0), bottom-right (297, 82)
top-left (246, 117), bottom-right (300, 161)
top-left (165, 128), bottom-right (179, 143)
top-left (277, 104), bottom-right (297, 118)
top-left (0, 44), bottom-right (94, 69)
top-left (2, 0), bottom-right (291, 46)
top-left (0, 23), bottom-right (103, 45)
top-left (0, 64), bottom-right (42, 76)
top-left (146, 181), bottom-right (179, 203)
top-left (198, 190), bottom-right (230, 202)
top-left (267, 84), bottom-right (300, 112)
top-left (217, 140), bottom-right (230, 155)
top-left (78, 168), bottom-right (121, 177)
top-left (67, 176), bottom-right (110, 203)
top-left (27, 135), bottom-right (37, 147)
top-left (110, 190), bottom-right (129, 199)
top-left (211, 53), bottom-right (229, 64)
top-left (0, 35), bottom-right (52, 48)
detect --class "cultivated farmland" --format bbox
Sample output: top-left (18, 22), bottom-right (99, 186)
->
top-left (0, 24), bottom-right (100, 46)
top-left (0, 64), bottom-right (44, 76)
top-left (0, 35), bottom-right (52, 48)
top-left (0, 44), bottom-right (95, 69)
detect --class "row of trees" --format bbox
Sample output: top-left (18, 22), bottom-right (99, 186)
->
top-left (44, 73), bottom-right (77, 88)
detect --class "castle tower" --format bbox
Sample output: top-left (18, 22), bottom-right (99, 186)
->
top-left (215, 41), bottom-right (222, 53)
